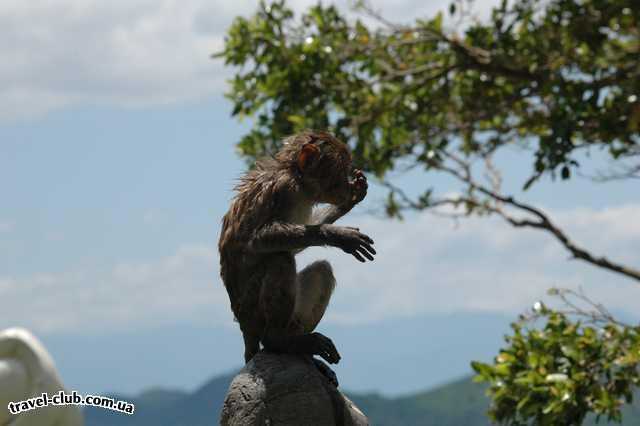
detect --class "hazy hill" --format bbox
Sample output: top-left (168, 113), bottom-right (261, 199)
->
top-left (84, 371), bottom-right (639, 426)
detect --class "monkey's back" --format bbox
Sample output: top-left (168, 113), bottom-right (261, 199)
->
top-left (218, 202), bottom-right (265, 334)
top-left (218, 164), bottom-right (299, 334)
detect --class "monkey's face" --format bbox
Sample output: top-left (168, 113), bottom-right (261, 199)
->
top-left (295, 134), bottom-right (354, 206)
top-left (313, 159), bottom-right (353, 206)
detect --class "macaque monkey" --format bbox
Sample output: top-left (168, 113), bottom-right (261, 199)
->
top-left (218, 130), bottom-right (375, 386)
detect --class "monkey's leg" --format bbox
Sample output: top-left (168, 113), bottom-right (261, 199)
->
top-left (233, 282), bottom-right (263, 364)
top-left (293, 260), bottom-right (336, 334)
top-left (259, 254), bottom-right (340, 364)
top-left (293, 260), bottom-right (340, 387)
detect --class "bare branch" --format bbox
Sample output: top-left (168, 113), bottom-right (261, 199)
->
top-left (483, 155), bottom-right (503, 194)
top-left (385, 149), bottom-right (640, 283)
top-left (354, 0), bottom-right (544, 82)
top-left (523, 287), bottom-right (632, 328)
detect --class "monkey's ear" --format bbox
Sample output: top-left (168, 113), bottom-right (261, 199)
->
top-left (297, 143), bottom-right (320, 172)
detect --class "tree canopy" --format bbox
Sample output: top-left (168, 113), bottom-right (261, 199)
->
top-left (215, 0), bottom-right (639, 185)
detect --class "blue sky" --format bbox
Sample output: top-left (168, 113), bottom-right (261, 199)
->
top-left (1, 0), bottom-right (639, 397)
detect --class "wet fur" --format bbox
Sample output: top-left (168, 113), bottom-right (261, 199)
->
top-left (218, 131), bottom-right (351, 361)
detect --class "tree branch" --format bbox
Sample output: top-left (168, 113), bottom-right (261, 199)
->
top-left (389, 150), bottom-right (640, 283)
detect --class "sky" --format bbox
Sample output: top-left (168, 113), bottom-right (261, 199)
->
top-left (1, 0), bottom-right (639, 397)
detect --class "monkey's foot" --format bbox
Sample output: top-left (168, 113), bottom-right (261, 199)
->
top-left (293, 332), bottom-right (341, 364)
top-left (313, 358), bottom-right (339, 387)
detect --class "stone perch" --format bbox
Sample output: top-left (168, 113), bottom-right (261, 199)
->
top-left (220, 352), bottom-right (369, 426)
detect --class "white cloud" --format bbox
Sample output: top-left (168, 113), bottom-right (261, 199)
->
top-left (0, 0), bottom-right (244, 121)
top-left (0, 221), bottom-right (14, 233)
top-left (300, 203), bottom-right (640, 324)
top-left (0, 244), bottom-right (231, 333)
top-left (0, 0), bottom-right (501, 121)
top-left (1, 203), bottom-right (638, 334)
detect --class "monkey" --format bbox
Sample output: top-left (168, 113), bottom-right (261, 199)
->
top-left (218, 130), bottom-right (375, 386)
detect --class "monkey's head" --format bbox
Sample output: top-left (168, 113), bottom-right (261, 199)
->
top-left (279, 131), bottom-right (354, 205)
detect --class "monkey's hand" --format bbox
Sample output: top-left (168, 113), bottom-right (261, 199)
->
top-left (297, 332), bottom-right (341, 364)
top-left (347, 169), bottom-right (368, 207)
top-left (325, 225), bottom-right (376, 262)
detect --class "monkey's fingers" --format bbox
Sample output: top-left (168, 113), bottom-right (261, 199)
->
top-left (357, 232), bottom-right (375, 246)
top-left (343, 242), bottom-right (374, 262)
top-left (357, 238), bottom-right (376, 254)
top-left (349, 249), bottom-right (366, 263)
top-left (353, 169), bottom-right (367, 181)
top-left (348, 229), bottom-right (373, 244)
top-left (320, 339), bottom-right (341, 364)
top-left (352, 177), bottom-right (367, 194)
top-left (326, 350), bottom-right (340, 364)
top-left (318, 349), bottom-right (333, 363)
top-left (313, 333), bottom-right (341, 364)
top-left (319, 352), bottom-right (338, 365)
top-left (356, 245), bottom-right (375, 261)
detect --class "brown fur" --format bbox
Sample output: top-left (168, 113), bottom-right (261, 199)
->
top-left (218, 130), bottom-right (374, 368)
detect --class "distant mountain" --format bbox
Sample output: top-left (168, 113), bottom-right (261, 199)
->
top-left (348, 377), bottom-right (492, 426)
top-left (84, 372), bottom-right (235, 426)
top-left (44, 313), bottom-right (516, 396)
top-left (84, 372), bottom-right (640, 426)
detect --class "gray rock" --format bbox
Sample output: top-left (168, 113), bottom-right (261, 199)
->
top-left (220, 352), bottom-right (369, 426)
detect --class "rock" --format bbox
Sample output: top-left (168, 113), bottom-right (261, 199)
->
top-left (220, 352), bottom-right (368, 426)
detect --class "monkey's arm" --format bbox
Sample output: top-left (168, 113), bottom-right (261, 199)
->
top-left (249, 222), bottom-right (376, 262)
top-left (296, 208), bottom-right (347, 255)
top-left (312, 205), bottom-right (351, 225)
top-left (313, 169), bottom-right (368, 225)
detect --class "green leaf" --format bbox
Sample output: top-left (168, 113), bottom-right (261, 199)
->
top-left (287, 115), bottom-right (306, 125)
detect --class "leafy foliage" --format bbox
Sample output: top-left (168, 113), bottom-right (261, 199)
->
top-left (215, 0), bottom-right (639, 187)
top-left (472, 301), bottom-right (640, 425)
